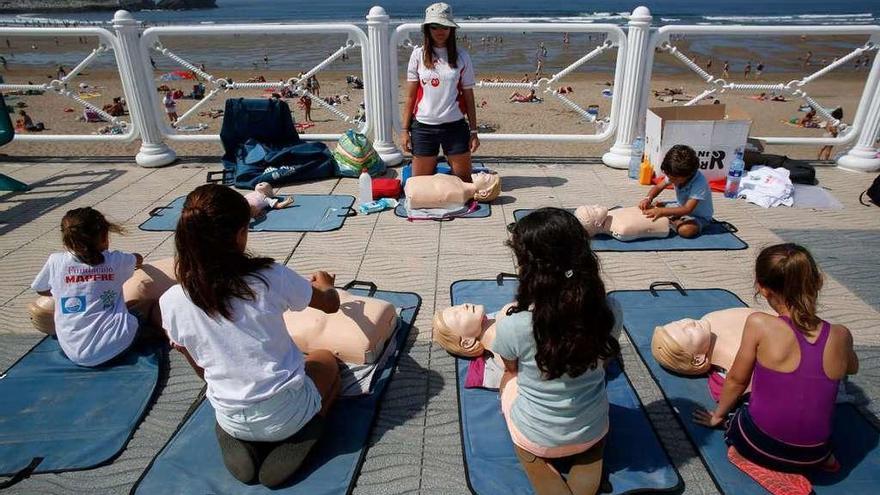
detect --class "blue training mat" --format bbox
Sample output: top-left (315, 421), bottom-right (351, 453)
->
top-left (139, 194), bottom-right (355, 232)
top-left (0, 338), bottom-right (162, 478)
top-left (394, 200), bottom-right (491, 220)
top-left (608, 285), bottom-right (880, 494)
top-left (450, 278), bottom-right (682, 495)
top-left (132, 285), bottom-right (420, 495)
top-left (512, 208), bottom-right (747, 251)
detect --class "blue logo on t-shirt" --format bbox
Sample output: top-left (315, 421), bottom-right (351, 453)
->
top-left (61, 296), bottom-right (87, 314)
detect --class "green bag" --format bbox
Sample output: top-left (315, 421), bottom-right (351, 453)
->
top-left (332, 129), bottom-right (385, 177)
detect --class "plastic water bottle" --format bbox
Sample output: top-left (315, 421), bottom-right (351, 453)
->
top-left (724, 147), bottom-right (746, 199)
top-left (629, 136), bottom-right (644, 180)
top-left (358, 167), bottom-right (372, 205)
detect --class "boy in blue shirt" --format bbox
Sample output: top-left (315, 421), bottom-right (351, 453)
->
top-left (638, 144), bottom-right (714, 238)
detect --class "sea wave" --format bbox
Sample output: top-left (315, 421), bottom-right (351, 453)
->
top-left (702, 13), bottom-right (875, 24)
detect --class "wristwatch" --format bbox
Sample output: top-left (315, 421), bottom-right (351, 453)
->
top-left (469, 129), bottom-right (479, 135)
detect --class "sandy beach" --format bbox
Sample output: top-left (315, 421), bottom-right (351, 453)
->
top-left (0, 30), bottom-right (873, 161)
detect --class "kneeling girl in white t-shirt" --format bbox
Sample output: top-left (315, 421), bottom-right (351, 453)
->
top-left (159, 184), bottom-right (342, 488)
top-left (31, 207), bottom-right (144, 367)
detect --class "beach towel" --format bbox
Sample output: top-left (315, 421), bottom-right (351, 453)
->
top-left (0, 338), bottom-right (162, 484)
top-left (608, 284), bottom-right (880, 495)
top-left (512, 208), bottom-right (747, 252)
top-left (217, 98), bottom-right (334, 189)
top-left (450, 277), bottom-right (681, 495)
top-left (132, 284), bottom-right (420, 495)
top-left (140, 194), bottom-right (355, 233)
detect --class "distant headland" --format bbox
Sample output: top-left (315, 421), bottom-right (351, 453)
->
top-left (0, 1), bottom-right (217, 13)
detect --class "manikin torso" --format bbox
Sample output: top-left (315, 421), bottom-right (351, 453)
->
top-left (284, 290), bottom-right (398, 365)
top-left (575, 205), bottom-right (671, 241)
top-left (405, 175), bottom-right (477, 209)
top-left (657, 307), bottom-right (757, 373)
top-left (439, 302), bottom-right (514, 366)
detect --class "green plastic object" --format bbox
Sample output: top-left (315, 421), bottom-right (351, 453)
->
top-left (0, 75), bottom-right (28, 191)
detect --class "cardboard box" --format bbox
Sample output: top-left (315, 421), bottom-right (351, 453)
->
top-left (645, 105), bottom-right (752, 182)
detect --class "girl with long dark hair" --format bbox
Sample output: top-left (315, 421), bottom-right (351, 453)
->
top-left (494, 207), bottom-right (621, 495)
top-left (159, 184), bottom-right (342, 488)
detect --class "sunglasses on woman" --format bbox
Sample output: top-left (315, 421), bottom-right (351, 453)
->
top-left (428, 24), bottom-right (451, 30)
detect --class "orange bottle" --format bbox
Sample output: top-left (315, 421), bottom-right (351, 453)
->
top-left (638, 154), bottom-right (654, 185)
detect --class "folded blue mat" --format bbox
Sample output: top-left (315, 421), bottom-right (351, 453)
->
top-left (132, 284), bottom-right (420, 495)
top-left (399, 162), bottom-right (490, 187)
top-left (451, 278), bottom-right (681, 495)
top-left (512, 208), bottom-right (746, 251)
top-left (608, 285), bottom-right (880, 494)
top-left (0, 338), bottom-right (161, 479)
top-left (394, 200), bottom-right (491, 220)
top-left (139, 194), bottom-right (355, 232)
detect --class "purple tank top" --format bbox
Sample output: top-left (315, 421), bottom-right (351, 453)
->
top-left (748, 316), bottom-right (838, 446)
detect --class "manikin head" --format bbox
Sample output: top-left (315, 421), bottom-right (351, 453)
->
top-left (472, 172), bottom-right (501, 202)
top-left (254, 182), bottom-right (274, 197)
top-left (574, 204), bottom-right (610, 237)
top-left (433, 303), bottom-right (487, 357)
top-left (651, 318), bottom-right (712, 375)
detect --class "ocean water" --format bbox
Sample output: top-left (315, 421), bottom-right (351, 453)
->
top-left (2, 0), bottom-right (878, 26)
top-left (0, 1), bottom-right (877, 73)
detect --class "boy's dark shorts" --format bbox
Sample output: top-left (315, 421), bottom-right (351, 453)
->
top-left (410, 119), bottom-right (470, 157)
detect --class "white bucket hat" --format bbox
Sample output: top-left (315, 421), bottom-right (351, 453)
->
top-left (424, 2), bottom-right (459, 29)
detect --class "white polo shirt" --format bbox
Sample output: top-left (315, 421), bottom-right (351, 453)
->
top-left (407, 46), bottom-right (476, 125)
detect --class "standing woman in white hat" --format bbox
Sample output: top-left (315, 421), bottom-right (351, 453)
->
top-left (401, 2), bottom-right (479, 183)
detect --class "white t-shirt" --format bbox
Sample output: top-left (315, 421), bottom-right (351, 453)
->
top-left (160, 263), bottom-right (313, 414)
top-left (407, 46), bottom-right (476, 125)
top-left (31, 251), bottom-right (138, 367)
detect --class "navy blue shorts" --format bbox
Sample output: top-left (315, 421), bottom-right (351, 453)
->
top-left (725, 405), bottom-right (832, 472)
top-left (410, 119), bottom-right (470, 157)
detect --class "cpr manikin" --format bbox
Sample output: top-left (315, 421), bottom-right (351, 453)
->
top-left (652, 307), bottom-right (759, 375)
top-left (284, 290), bottom-right (398, 365)
top-left (405, 172), bottom-right (501, 210)
top-left (574, 204), bottom-right (671, 241)
top-left (432, 302), bottom-right (515, 382)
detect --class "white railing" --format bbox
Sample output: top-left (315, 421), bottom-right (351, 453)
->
top-left (139, 23), bottom-right (371, 145)
top-left (390, 23), bottom-right (627, 143)
top-left (1, 6), bottom-right (879, 172)
top-left (0, 25), bottom-right (136, 143)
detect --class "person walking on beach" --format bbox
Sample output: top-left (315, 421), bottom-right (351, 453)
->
top-left (535, 42), bottom-right (547, 78)
top-left (401, 2), bottom-right (480, 183)
top-left (163, 92), bottom-right (178, 125)
top-left (755, 61), bottom-right (764, 79)
top-left (706, 57), bottom-right (713, 73)
top-left (744, 60), bottom-right (752, 79)
top-left (722, 61), bottom-right (730, 78)
top-left (802, 50), bottom-right (812, 69)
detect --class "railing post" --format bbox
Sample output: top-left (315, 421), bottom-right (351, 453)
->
top-left (112, 10), bottom-right (176, 168)
top-left (602, 6), bottom-right (652, 169)
top-left (366, 6), bottom-right (404, 166)
top-left (838, 77), bottom-right (880, 172)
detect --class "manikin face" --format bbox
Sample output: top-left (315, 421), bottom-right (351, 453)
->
top-left (441, 303), bottom-right (485, 339)
top-left (255, 182), bottom-right (273, 196)
top-left (664, 317), bottom-right (711, 365)
top-left (472, 173), bottom-right (497, 194)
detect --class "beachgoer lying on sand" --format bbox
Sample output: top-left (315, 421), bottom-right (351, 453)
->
top-left (102, 97), bottom-right (125, 117)
top-left (557, 86), bottom-right (574, 94)
top-left (346, 75), bottom-right (364, 89)
top-left (798, 108), bottom-right (817, 127)
top-left (509, 89), bottom-right (542, 103)
top-left (322, 95), bottom-right (343, 106)
top-left (198, 109), bottom-right (224, 119)
top-left (247, 75), bottom-right (267, 83)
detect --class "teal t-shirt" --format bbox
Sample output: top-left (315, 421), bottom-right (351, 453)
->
top-left (673, 172), bottom-right (714, 223)
top-left (492, 298), bottom-right (623, 447)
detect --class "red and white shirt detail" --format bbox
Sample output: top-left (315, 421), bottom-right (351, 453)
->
top-left (407, 46), bottom-right (475, 125)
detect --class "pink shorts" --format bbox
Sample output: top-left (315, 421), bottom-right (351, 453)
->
top-left (500, 375), bottom-right (607, 459)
